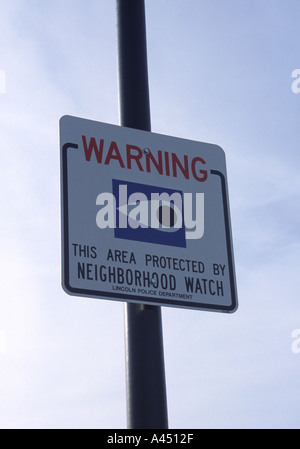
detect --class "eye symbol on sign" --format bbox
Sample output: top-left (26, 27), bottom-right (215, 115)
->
top-left (118, 199), bottom-right (183, 232)
top-left (156, 202), bottom-right (181, 230)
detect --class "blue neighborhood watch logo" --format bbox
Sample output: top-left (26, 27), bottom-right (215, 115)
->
top-left (95, 179), bottom-right (204, 248)
top-left (113, 179), bottom-right (186, 247)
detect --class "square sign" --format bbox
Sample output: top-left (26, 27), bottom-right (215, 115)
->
top-left (60, 115), bottom-right (238, 313)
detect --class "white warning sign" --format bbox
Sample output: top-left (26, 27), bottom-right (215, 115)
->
top-left (60, 115), bottom-right (238, 313)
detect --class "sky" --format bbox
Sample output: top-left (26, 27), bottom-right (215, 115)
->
top-left (0, 0), bottom-right (300, 429)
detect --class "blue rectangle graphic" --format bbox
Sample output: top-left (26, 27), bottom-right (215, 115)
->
top-left (112, 179), bottom-right (186, 248)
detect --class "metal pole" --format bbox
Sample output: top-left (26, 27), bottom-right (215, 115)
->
top-left (116, 0), bottom-right (168, 429)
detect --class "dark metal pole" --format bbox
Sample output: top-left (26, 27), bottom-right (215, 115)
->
top-left (116, 0), bottom-right (168, 429)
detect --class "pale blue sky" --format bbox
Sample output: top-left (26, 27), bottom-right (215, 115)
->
top-left (0, 0), bottom-right (300, 428)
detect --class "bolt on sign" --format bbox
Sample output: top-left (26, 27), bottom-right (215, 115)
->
top-left (60, 115), bottom-right (238, 313)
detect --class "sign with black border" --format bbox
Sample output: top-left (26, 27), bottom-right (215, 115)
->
top-left (60, 115), bottom-right (238, 313)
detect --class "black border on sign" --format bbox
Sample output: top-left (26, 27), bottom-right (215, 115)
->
top-left (61, 143), bottom-right (238, 313)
